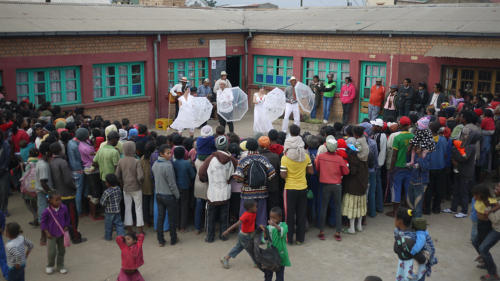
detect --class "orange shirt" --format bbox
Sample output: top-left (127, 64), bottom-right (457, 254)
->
top-left (369, 85), bottom-right (386, 106)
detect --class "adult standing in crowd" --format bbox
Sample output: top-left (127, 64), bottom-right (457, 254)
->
top-left (397, 78), bottom-right (415, 117)
top-left (340, 76), bottom-right (356, 124)
top-left (213, 71), bottom-right (232, 93)
top-left (368, 78), bottom-right (385, 121)
top-left (383, 85), bottom-right (398, 121)
top-left (257, 136), bottom-right (281, 212)
top-left (427, 83), bottom-right (448, 114)
top-left (282, 77), bottom-right (300, 133)
top-left (424, 121), bottom-right (448, 215)
top-left (0, 132), bottom-right (10, 216)
top-left (414, 82), bottom-right (430, 115)
top-left (322, 74), bottom-right (337, 124)
top-left (309, 75), bottom-right (324, 121)
top-left (169, 77), bottom-right (189, 118)
top-left (370, 118), bottom-right (387, 215)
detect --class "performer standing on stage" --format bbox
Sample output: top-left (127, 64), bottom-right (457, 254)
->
top-left (282, 76), bottom-right (300, 133)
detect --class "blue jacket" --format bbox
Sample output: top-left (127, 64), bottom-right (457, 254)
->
top-left (173, 159), bottom-right (196, 190)
top-left (428, 136), bottom-right (447, 170)
top-left (410, 154), bottom-right (430, 185)
top-left (196, 136), bottom-right (216, 157)
top-left (67, 139), bottom-right (83, 171)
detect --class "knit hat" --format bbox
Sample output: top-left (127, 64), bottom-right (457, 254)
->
top-left (399, 116), bottom-right (411, 126)
top-left (258, 136), bottom-right (270, 148)
top-left (240, 140), bottom-right (247, 151)
top-left (128, 128), bottom-right (138, 140)
top-left (201, 125), bottom-right (213, 137)
top-left (75, 128), bottom-right (89, 141)
top-left (55, 120), bottom-right (66, 130)
top-left (474, 108), bottom-right (483, 116)
top-left (416, 117), bottom-right (430, 130)
top-left (118, 129), bottom-right (128, 141)
top-left (325, 135), bottom-right (338, 152)
top-left (246, 138), bottom-right (258, 151)
top-left (215, 135), bottom-right (228, 150)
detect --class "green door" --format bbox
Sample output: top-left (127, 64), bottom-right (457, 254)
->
top-left (359, 62), bottom-right (387, 122)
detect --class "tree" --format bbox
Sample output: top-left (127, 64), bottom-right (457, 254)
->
top-left (206, 0), bottom-right (217, 7)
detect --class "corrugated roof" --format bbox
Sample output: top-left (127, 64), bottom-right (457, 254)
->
top-left (425, 45), bottom-right (500, 59)
top-left (0, 2), bottom-right (499, 36)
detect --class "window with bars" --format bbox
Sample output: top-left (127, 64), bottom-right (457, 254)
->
top-left (443, 67), bottom-right (500, 96)
top-left (168, 58), bottom-right (208, 89)
top-left (254, 56), bottom-right (293, 86)
top-left (303, 58), bottom-right (350, 90)
top-left (93, 62), bottom-right (144, 101)
top-left (16, 67), bottom-right (80, 106)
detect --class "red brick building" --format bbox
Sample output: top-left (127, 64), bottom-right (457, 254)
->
top-left (0, 2), bottom-right (499, 124)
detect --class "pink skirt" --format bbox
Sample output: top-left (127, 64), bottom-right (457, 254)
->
top-left (117, 269), bottom-right (145, 281)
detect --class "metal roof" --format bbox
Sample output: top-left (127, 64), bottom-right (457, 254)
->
top-left (425, 45), bottom-right (500, 59)
top-left (0, 2), bottom-right (499, 36)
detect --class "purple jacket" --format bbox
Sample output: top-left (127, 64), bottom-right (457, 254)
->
top-left (40, 204), bottom-right (70, 237)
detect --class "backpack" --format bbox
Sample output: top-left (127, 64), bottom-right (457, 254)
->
top-left (20, 162), bottom-right (37, 197)
top-left (254, 228), bottom-right (282, 272)
top-left (247, 159), bottom-right (267, 189)
top-left (393, 232), bottom-right (415, 261)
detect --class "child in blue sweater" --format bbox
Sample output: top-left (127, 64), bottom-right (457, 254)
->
top-left (407, 146), bottom-right (431, 218)
top-left (173, 147), bottom-right (196, 232)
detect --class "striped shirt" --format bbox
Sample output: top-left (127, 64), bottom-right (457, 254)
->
top-left (6, 235), bottom-right (33, 268)
top-left (234, 153), bottom-right (275, 200)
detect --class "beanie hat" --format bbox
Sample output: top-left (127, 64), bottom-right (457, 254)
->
top-left (215, 135), bottom-right (228, 151)
top-left (55, 120), bottom-right (66, 130)
top-left (75, 128), bottom-right (89, 141)
top-left (201, 125), bottom-right (213, 137)
top-left (325, 135), bottom-right (338, 152)
top-left (416, 117), bottom-right (430, 130)
top-left (118, 129), bottom-right (128, 141)
top-left (258, 136), bottom-right (270, 148)
top-left (240, 140), bottom-right (247, 151)
top-left (128, 128), bottom-right (138, 140)
top-left (246, 138), bottom-right (258, 151)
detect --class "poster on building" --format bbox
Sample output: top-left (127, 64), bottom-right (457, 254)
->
top-left (210, 39), bottom-right (226, 57)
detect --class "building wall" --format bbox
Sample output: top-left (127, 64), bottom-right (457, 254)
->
top-left (85, 101), bottom-right (150, 125)
top-left (167, 34), bottom-right (245, 49)
top-left (139, 0), bottom-right (184, 6)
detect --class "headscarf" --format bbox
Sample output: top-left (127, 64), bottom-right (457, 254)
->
top-left (284, 136), bottom-right (305, 162)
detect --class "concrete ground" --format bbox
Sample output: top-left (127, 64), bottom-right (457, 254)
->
top-left (12, 113), bottom-right (498, 281)
top-left (10, 192), bottom-right (498, 281)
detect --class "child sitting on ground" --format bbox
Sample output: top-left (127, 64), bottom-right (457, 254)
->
top-left (40, 193), bottom-right (70, 275)
top-left (117, 232), bottom-right (145, 281)
top-left (221, 199), bottom-right (258, 269)
top-left (5, 222), bottom-right (33, 281)
top-left (100, 174), bottom-right (125, 241)
top-left (260, 207), bottom-right (290, 281)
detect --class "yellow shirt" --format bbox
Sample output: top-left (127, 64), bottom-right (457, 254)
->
top-left (475, 197), bottom-right (498, 214)
top-left (280, 154), bottom-right (312, 190)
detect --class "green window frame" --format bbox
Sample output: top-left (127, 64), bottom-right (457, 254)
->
top-left (254, 56), bottom-right (293, 86)
top-left (16, 66), bottom-right (81, 106)
top-left (303, 58), bottom-right (350, 90)
top-left (359, 61), bottom-right (387, 122)
top-left (168, 58), bottom-right (208, 89)
top-left (93, 62), bottom-right (145, 101)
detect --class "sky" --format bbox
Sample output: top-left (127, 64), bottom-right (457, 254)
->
top-left (215, 0), bottom-right (361, 8)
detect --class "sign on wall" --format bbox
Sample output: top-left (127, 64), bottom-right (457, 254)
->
top-left (210, 39), bottom-right (226, 58)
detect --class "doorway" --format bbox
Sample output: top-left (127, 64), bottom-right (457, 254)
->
top-left (226, 56), bottom-right (241, 87)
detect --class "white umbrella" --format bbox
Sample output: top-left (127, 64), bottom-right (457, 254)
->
top-left (294, 82), bottom-right (315, 113)
top-left (217, 87), bottom-right (248, 122)
top-left (170, 96), bottom-right (213, 130)
top-left (263, 87), bottom-right (286, 121)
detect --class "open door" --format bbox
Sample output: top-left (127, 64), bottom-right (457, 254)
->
top-left (359, 62), bottom-right (387, 122)
top-left (226, 56), bottom-right (241, 87)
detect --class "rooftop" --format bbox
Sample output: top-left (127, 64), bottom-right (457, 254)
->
top-left (0, 1), bottom-right (499, 36)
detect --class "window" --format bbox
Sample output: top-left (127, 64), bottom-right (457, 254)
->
top-left (359, 62), bottom-right (387, 122)
top-left (168, 58), bottom-right (208, 89)
top-left (443, 67), bottom-right (500, 96)
top-left (93, 62), bottom-right (144, 101)
top-left (254, 56), bottom-right (293, 86)
top-left (303, 58), bottom-right (350, 90)
top-left (16, 67), bottom-right (80, 106)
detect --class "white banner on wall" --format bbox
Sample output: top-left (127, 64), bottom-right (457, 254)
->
top-left (209, 39), bottom-right (226, 57)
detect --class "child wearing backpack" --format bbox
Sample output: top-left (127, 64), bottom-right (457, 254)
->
top-left (19, 148), bottom-right (39, 226)
top-left (260, 207), bottom-right (290, 281)
top-left (221, 200), bottom-right (258, 269)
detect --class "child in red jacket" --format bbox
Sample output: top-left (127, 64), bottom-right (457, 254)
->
top-left (116, 232), bottom-right (144, 281)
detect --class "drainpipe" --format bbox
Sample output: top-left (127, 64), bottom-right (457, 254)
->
top-left (153, 34), bottom-right (161, 119)
top-left (244, 31), bottom-right (253, 92)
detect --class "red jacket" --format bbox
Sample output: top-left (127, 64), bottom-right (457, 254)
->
top-left (340, 83), bottom-right (356, 104)
top-left (314, 152), bottom-right (349, 184)
top-left (117, 233), bottom-right (144, 270)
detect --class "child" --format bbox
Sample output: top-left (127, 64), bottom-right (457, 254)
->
top-left (394, 207), bottom-right (437, 281)
top-left (261, 207), bottom-right (290, 281)
top-left (116, 232), bottom-right (145, 281)
top-left (172, 146), bottom-right (196, 232)
top-left (408, 117), bottom-right (435, 166)
top-left (100, 174), bottom-right (125, 241)
top-left (220, 199), bottom-right (258, 269)
top-left (40, 193), bottom-right (70, 274)
top-left (19, 148), bottom-right (39, 226)
top-left (115, 141), bottom-right (145, 233)
top-left (5, 222), bottom-right (33, 281)
top-left (410, 218), bottom-right (433, 279)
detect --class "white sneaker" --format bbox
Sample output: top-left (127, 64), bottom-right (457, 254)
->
top-left (323, 120), bottom-right (328, 124)
top-left (455, 212), bottom-right (468, 218)
top-left (59, 268), bottom-right (68, 274)
top-left (442, 208), bottom-right (456, 214)
top-left (45, 267), bottom-right (54, 274)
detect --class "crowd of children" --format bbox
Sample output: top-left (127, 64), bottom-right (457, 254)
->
top-left (0, 89), bottom-right (498, 281)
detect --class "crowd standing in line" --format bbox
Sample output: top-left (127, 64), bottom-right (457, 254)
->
top-left (0, 71), bottom-right (499, 281)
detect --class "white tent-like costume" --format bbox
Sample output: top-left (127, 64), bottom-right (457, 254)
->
top-left (263, 87), bottom-right (286, 121)
top-left (170, 96), bottom-right (213, 131)
top-left (294, 82), bottom-right (315, 113)
top-left (217, 87), bottom-right (248, 122)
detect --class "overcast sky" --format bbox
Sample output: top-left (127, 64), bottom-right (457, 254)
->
top-left (216, 0), bottom-right (361, 7)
